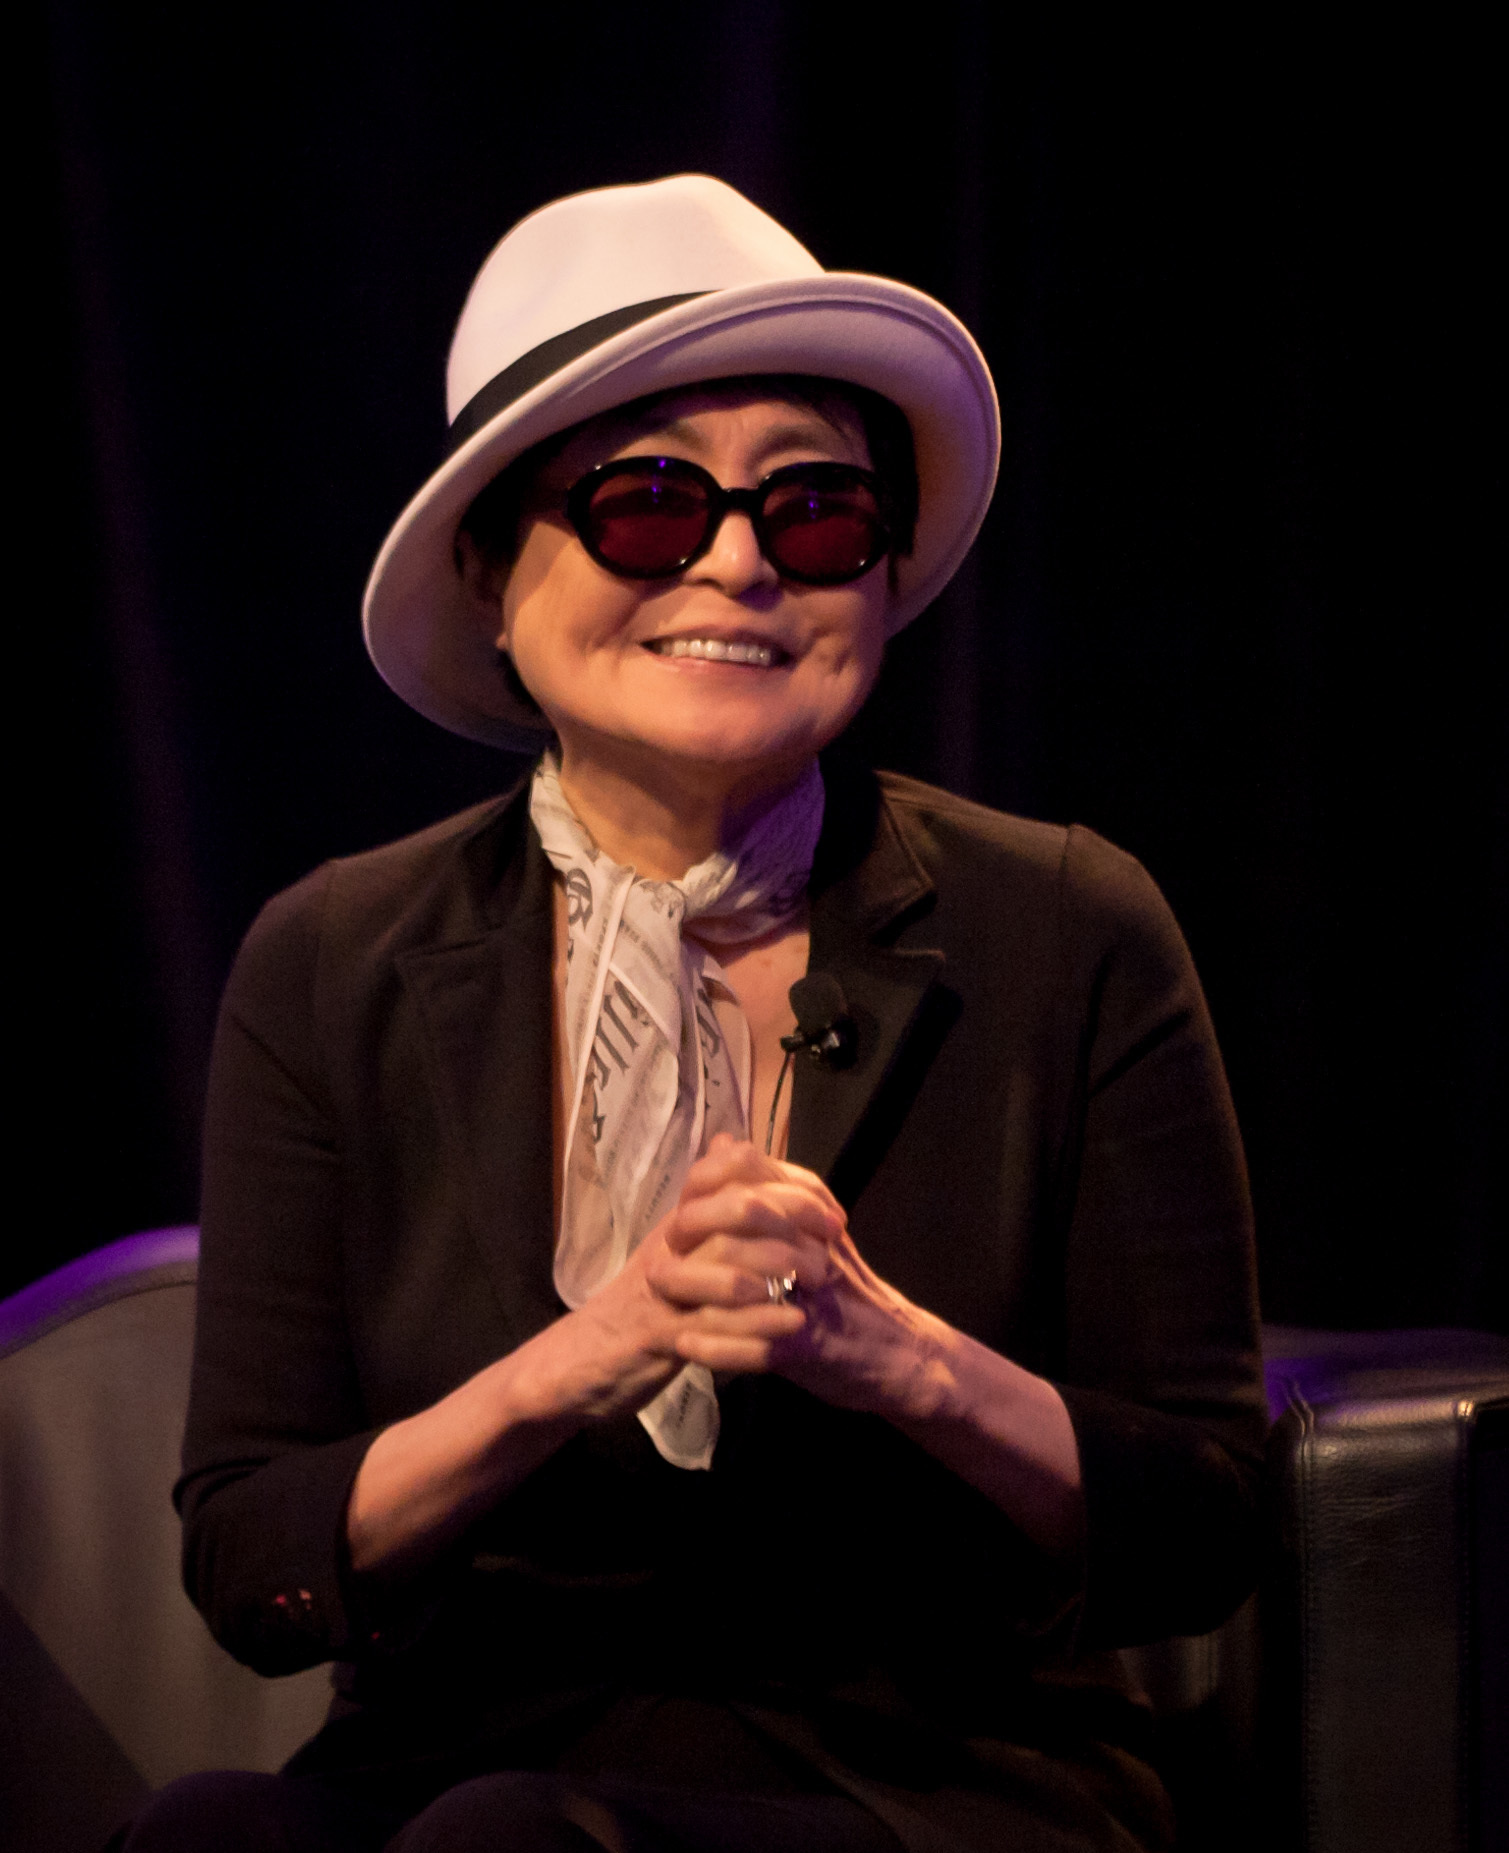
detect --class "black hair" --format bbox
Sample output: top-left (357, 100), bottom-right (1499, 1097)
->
top-left (459, 374), bottom-right (919, 575)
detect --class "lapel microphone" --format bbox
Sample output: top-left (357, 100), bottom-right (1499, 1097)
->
top-left (783, 974), bottom-right (857, 1069)
top-left (765, 974), bottom-right (856, 1155)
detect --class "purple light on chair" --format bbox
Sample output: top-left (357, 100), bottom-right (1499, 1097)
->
top-left (1264, 1322), bottom-right (1509, 1422)
top-left (0, 1227), bottom-right (200, 1359)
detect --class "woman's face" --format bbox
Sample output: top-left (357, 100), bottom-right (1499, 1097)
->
top-left (493, 385), bottom-right (893, 797)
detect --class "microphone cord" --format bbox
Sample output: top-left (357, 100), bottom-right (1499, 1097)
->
top-left (764, 1048), bottom-right (795, 1156)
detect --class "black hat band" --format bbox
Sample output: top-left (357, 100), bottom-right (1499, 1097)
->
top-left (445, 292), bottom-right (711, 457)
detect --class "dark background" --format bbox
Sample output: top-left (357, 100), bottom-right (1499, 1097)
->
top-left (20, 5), bottom-right (1503, 1329)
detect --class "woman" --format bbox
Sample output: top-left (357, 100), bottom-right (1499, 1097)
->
top-left (130, 176), bottom-right (1265, 1852)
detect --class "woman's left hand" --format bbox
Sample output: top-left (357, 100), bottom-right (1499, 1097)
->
top-left (662, 1134), bottom-right (1086, 1560)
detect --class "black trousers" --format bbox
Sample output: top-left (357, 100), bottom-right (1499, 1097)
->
top-left (114, 1769), bottom-right (904, 1853)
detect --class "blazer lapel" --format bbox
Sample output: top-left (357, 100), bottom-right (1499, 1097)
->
top-left (788, 760), bottom-right (948, 1200)
top-left (396, 800), bottom-right (562, 1348)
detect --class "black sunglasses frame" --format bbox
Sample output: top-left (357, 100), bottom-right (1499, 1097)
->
top-left (563, 456), bottom-right (893, 586)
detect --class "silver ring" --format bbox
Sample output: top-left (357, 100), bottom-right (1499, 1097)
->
top-left (764, 1272), bottom-right (799, 1306)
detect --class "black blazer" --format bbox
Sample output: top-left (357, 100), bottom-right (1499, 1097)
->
top-left (179, 756), bottom-right (1265, 1797)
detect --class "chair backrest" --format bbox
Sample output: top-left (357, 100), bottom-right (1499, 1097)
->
top-left (0, 1230), bottom-right (332, 1850)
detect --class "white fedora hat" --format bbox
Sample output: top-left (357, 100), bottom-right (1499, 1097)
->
top-left (363, 175), bottom-right (1001, 749)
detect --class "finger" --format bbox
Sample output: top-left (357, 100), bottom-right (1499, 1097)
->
top-left (648, 1247), bottom-right (802, 1309)
top-left (678, 1134), bottom-right (785, 1198)
top-left (665, 1182), bottom-right (842, 1255)
top-left (671, 1231), bottom-right (813, 1280)
top-left (678, 1140), bottom-right (849, 1232)
top-left (684, 1141), bottom-right (843, 1217)
top-left (673, 1332), bottom-right (782, 1374)
top-left (673, 1306), bottom-right (806, 1373)
top-left (772, 1158), bottom-right (846, 1223)
top-left (656, 1245), bottom-right (808, 1304)
top-left (688, 1298), bottom-right (806, 1332)
top-left (675, 1302), bottom-right (805, 1350)
top-left (668, 1143), bottom-right (844, 1246)
top-left (665, 1202), bottom-right (835, 1265)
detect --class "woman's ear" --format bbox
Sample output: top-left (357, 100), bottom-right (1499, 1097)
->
top-left (454, 527), bottom-right (508, 646)
top-left (455, 525), bottom-right (547, 722)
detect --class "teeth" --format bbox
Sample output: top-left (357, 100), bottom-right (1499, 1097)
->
top-left (650, 637), bottom-right (778, 667)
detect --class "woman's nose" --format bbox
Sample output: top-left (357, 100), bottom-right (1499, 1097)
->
top-left (685, 509), bottom-right (779, 596)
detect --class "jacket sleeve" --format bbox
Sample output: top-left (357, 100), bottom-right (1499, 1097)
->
top-left (176, 866), bottom-right (379, 1675)
top-left (1051, 825), bottom-right (1267, 1649)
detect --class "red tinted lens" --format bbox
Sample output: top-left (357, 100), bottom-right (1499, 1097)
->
top-left (583, 471), bottom-right (711, 575)
top-left (761, 478), bottom-right (884, 583)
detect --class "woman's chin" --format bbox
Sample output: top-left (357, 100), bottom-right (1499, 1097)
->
top-left (554, 689), bottom-right (844, 777)
top-left (645, 734), bottom-right (816, 785)
top-left (567, 716), bottom-right (825, 789)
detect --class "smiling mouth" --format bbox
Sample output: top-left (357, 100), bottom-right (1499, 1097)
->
top-left (643, 637), bottom-right (789, 667)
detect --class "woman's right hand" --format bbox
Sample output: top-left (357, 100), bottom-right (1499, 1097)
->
top-left (347, 1150), bottom-right (818, 1580)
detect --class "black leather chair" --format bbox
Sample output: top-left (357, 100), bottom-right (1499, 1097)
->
top-left (2, 1232), bottom-right (1505, 1852)
top-left (1125, 1325), bottom-right (1509, 1852)
top-left (0, 1231), bottom-right (332, 1852)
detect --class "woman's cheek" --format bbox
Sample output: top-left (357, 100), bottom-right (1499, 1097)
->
top-left (814, 613), bottom-right (887, 719)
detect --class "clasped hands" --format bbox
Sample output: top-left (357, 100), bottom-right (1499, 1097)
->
top-left (555, 1132), bottom-right (948, 1429)
top-left (351, 1136), bottom-right (1080, 1577)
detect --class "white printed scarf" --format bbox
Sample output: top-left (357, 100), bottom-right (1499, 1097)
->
top-left (529, 754), bottom-right (825, 1469)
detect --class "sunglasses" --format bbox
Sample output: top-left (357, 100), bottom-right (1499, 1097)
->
top-left (563, 456), bottom-right (893, 587)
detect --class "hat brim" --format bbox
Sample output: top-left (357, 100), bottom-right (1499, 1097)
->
top-left (362, 274), bottom-right (1000, 750)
